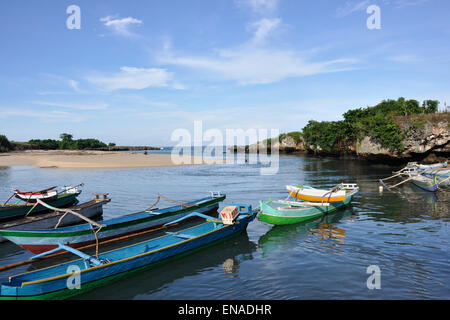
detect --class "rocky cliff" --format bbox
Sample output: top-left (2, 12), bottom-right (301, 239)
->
top-left (356, 113), bottom-right (449, 162)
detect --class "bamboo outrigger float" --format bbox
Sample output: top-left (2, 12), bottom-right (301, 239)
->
top-left (0, 204), bottom-right (256, 300)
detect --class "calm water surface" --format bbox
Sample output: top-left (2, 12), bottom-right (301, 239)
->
top-left (0, 153), bottom-right (448, 299)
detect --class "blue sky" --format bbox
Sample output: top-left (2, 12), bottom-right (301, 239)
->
top-left (0, 0), bottom-right (449, 146)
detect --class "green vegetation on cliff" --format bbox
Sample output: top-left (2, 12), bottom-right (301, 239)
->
top-left (279, 98), bottom-right (442, 153)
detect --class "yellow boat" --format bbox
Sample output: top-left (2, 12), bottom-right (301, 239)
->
top-left (286, 183), bottom-right (358, 203)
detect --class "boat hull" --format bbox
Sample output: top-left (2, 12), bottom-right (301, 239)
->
top-left (0, 192), bottom-right (80, 221)
top-left (0, 195), bottom-right (225, 254)
top-left (0, 208), bottom-right (255, 300)
top-left (410, 179), bottom-right (438, 192)
top-left (259, 195), bottom-right (353, 226)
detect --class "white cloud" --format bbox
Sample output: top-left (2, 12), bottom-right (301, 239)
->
top-left (85, 67), bottom-right (179, 91)
top-left (160, 44), bottom-right (356, 85)
top-left (249, 18), bottom-right (281, 44)
top-left (68, 80), bottom-right (80, 92)
top-left (100, 16), bottom-right (142, 37)
top-left (157, 9), bottom-right (356, 86)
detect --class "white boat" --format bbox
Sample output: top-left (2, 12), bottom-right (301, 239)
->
top-left (286, 183), bottom-right (359, 203)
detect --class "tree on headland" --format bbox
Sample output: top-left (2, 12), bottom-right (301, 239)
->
top-left (422, 100), bottom-right (438, 114)
top-left (0, 135), bottom-right (12, 153)
top-left (59, 133), bottom-right (73, 141)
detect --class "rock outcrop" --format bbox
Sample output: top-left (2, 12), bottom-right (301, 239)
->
top-left (356, 114), bottom-right (449, 162)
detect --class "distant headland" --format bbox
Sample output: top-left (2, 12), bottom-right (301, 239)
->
top-left (0, 133), bottom-right (161, 153)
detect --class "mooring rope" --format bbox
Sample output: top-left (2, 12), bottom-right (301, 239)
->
top-left (144, 194), bottom-right (194, 212)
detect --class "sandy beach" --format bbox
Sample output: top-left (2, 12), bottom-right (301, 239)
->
top-left (0, 150), bottom-right (216, 169)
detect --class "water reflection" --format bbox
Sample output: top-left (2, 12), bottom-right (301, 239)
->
top-left (360, 184), bottom-right (450, 223)
top-left (73, 232), bottom-right (257, 299)
top-left (258, 209), bottom-right (355, 258)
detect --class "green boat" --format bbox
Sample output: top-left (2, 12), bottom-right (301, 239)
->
top-left (258, 186), bottom-right (358, 225)
top-left (0, 188), bottom-right (81, 221)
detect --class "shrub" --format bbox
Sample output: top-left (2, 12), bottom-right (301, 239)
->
top-left (0, 135), bottom-right (12, 152)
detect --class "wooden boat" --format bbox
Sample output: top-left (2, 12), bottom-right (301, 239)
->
top-left (0, 187), bottom-right (81, 221)
top-left (286, 183), bottom-right (358, 203)
top-left (0, 204), bottom-right (256, 300)
top-left (410, 174), bottom-right (438, 192)
top-left (0, 194), bottom-right (110, 243)
top-left (259, 186), bottom-right (358, 225)
top-left (0, 193), bottom-right (226, 254)
top-left (13, 187), bottom-right (58, 203)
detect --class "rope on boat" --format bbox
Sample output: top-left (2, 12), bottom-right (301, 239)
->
top-left (90, 224), bottom-right (102, 259)
top-left (0, 217), bottom-right (182, 272)
top-left (143, 194), bottom-right (193, 212)
top-left (3, 193), bottom-right (15, 206)
top-left (144, 195), bottom-right (161, 211)
top-left (36, 199), bottom-right (105, 260)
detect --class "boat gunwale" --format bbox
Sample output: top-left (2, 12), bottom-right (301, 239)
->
top-left (0, 195), bottom-right (225, 238)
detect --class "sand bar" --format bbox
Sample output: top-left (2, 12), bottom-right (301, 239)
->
top-left (0, 150), bottom-right (217, 169)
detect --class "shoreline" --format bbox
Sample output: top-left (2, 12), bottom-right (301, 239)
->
top-left (0, 150), bottom-right (215, 170)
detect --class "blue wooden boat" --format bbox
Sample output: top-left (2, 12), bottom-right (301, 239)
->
top-left (0, 204), bottom-right (256, 300)
top-left (0, 193), bottom-right (226, 254)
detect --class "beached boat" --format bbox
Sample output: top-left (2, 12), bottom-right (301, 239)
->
top-left (0, 194), bottom-right (110, 243)
top-left (0, 186), bottom-right (81, 221)
top-left (286, 183), bottom-right (359, 203)
top-left (0, 193), bottom-right (226, 254)
top-left (0, 204), bottom-right (256, 300)
top-left (259, 186), bottom-right (358, 225)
